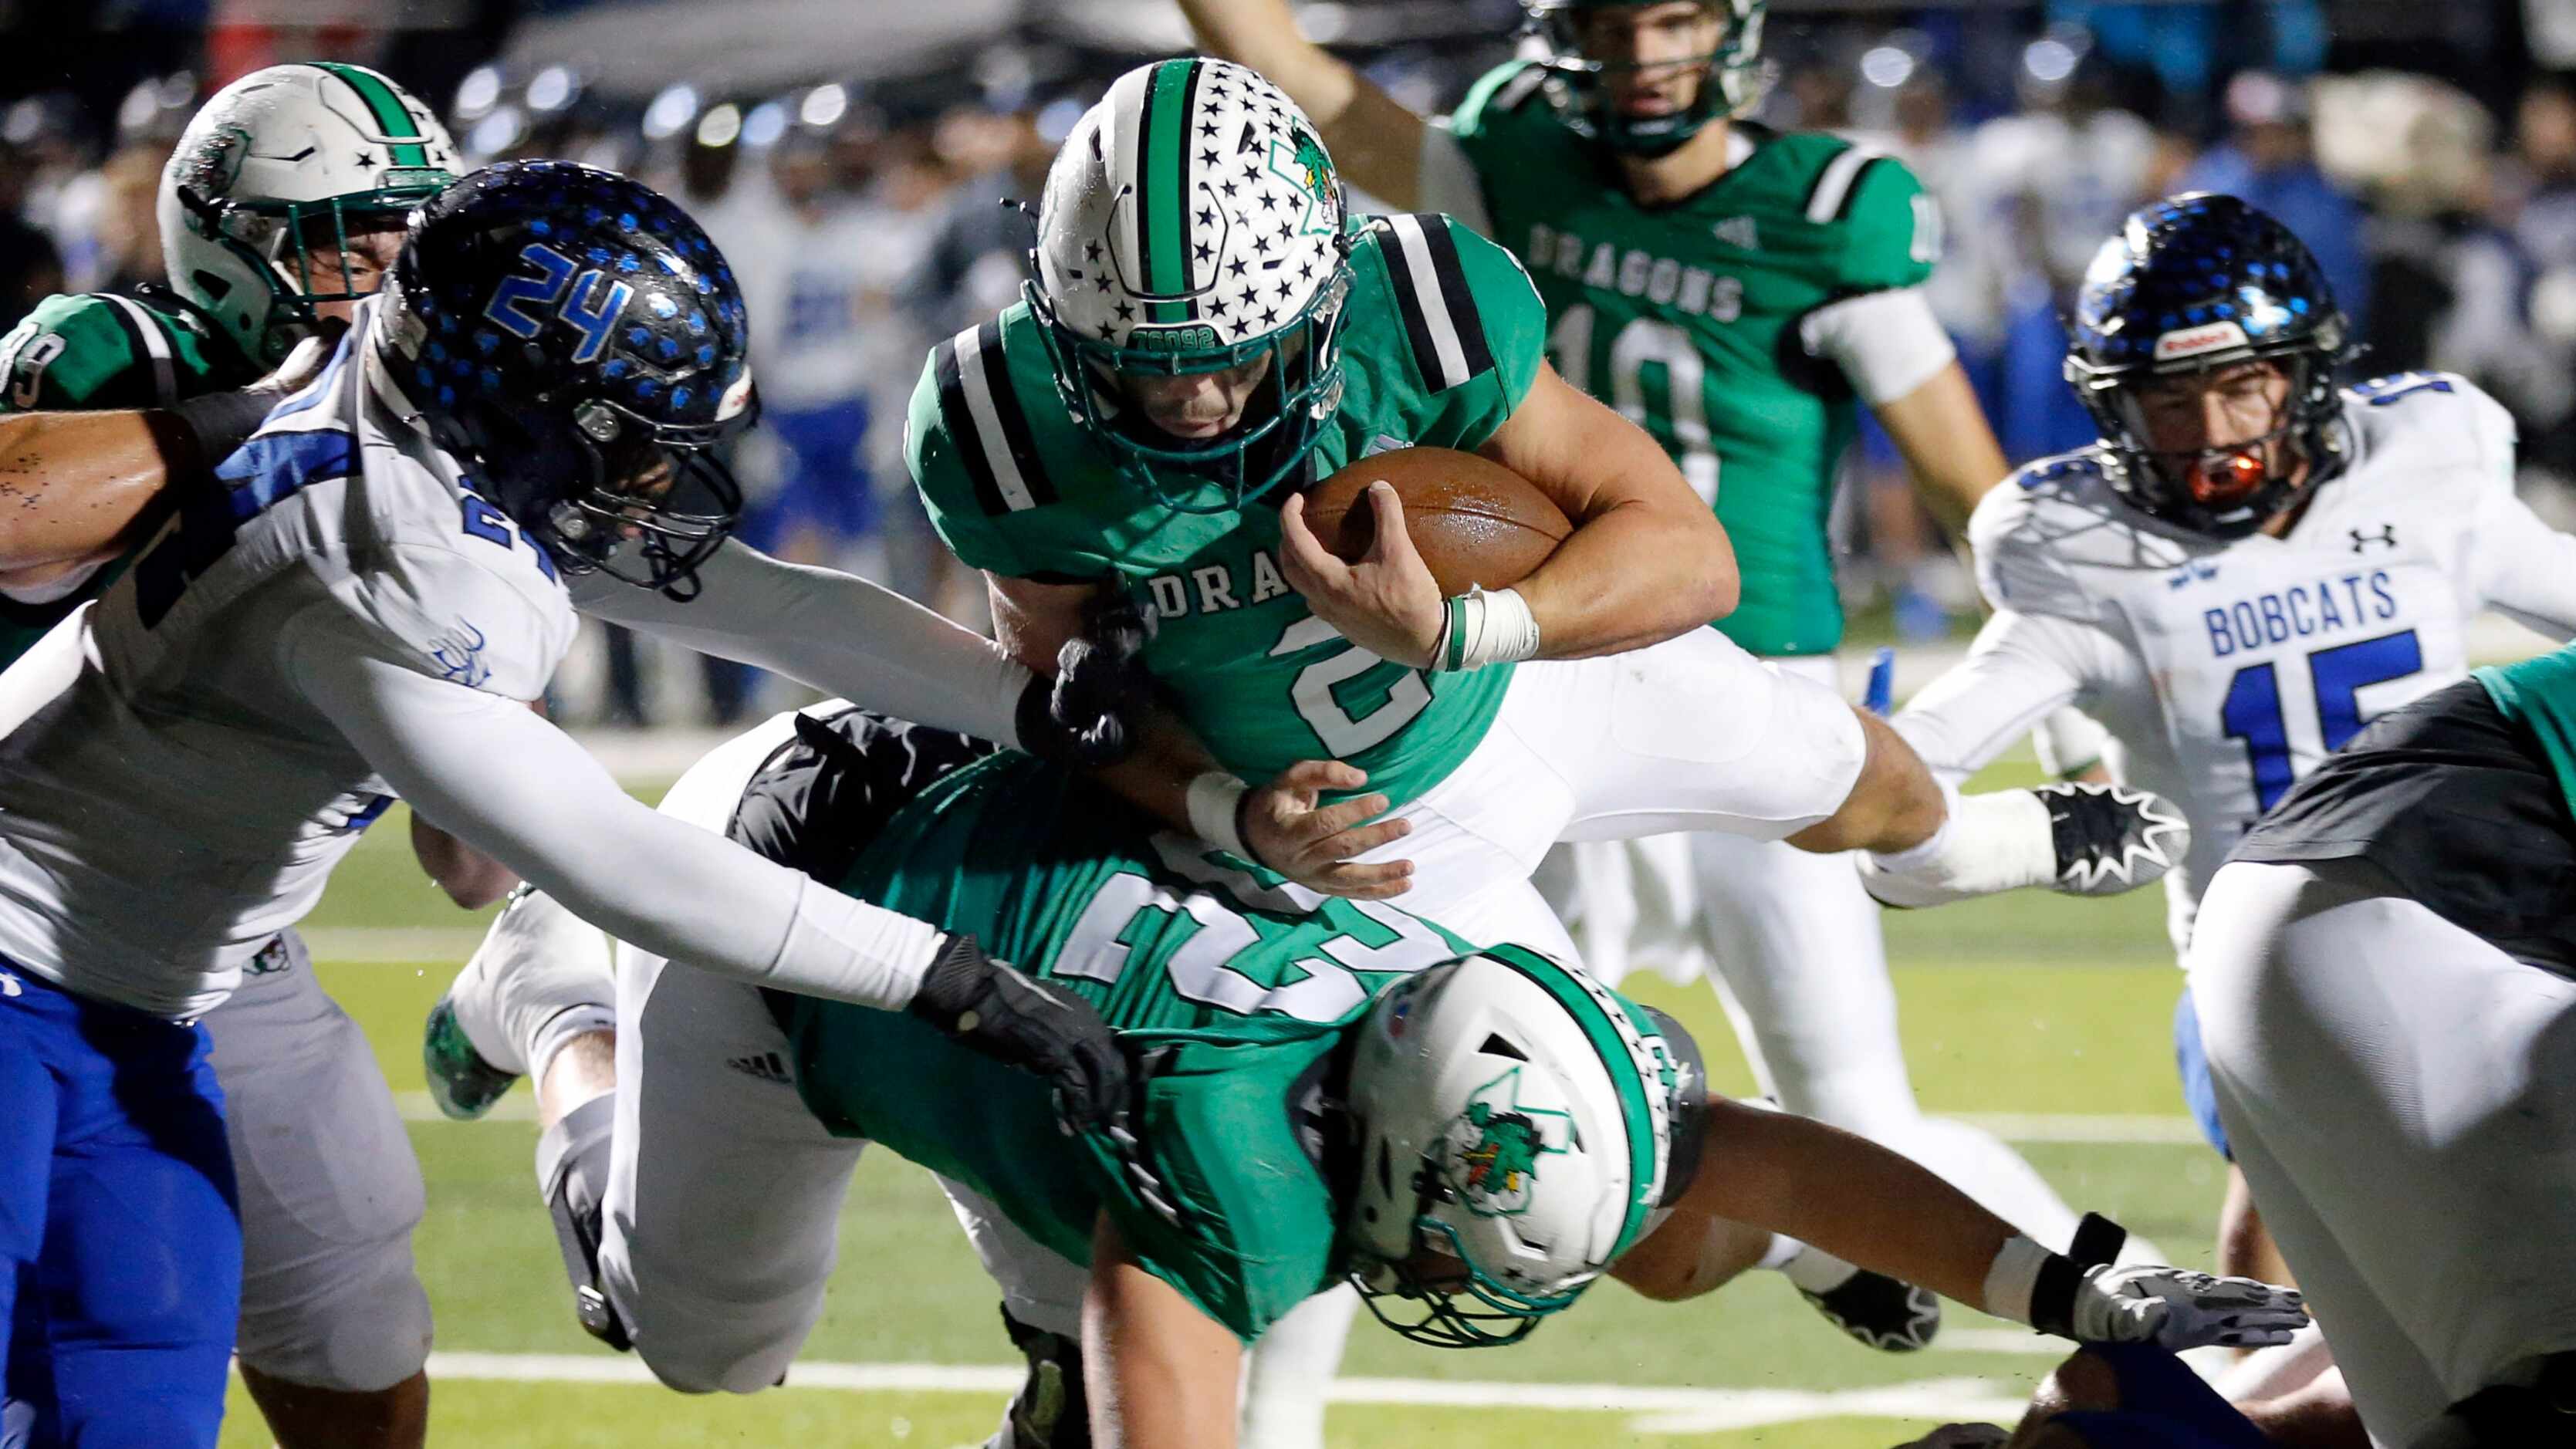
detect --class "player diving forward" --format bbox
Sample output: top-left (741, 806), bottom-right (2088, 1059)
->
top-left (2190, 644), bottom-right (2576, 1447)
top-left (1887, 194), bottom-right (2576, 1285)
top-left (1177, 0), bottom-right (2109, 1264)
top-left (469, 704), bottom-right (2302, 1449)
top-left (0, 65), bottom-right (530, 1449)
top-left (0, 161), bottom-right (1144, 1449)
top-left (894, 55), bottom-right (2180, 1445)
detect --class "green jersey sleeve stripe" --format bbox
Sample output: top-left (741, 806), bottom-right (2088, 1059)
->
top-left (1803, 144), bottom-right (1889, 224)
top-left (310, 62), bottom-right (430, 171)
top-left (96, 293), bottom-right (177, 407)
top-left (1379, 215), bottom-right (1495, 391)
top-left (933, 323), bottom-right (1053, 514)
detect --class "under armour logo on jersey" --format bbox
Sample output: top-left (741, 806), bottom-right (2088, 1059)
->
top-left (2351, 525), bottom-right (2398, 553)
top-left (1712, 216), bottom-right (1760, 249)
top-left (726, 1052), bottom-right (793, 1085)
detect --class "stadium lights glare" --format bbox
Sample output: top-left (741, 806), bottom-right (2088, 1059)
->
top-left (742, 100), bottom-right (789, 149)
top-left (455, 64), bottom-right (502, 121)
top-left (642, 84), bottom-right (700, 140)
top-left (1860, 45), bottom-right (1915, 90)
top-left (697, 102), bottom-right (743, 149)
top-left (800, 83), bottom-right (849, 130)
top-left (527, 66), bottom-right (577, 114)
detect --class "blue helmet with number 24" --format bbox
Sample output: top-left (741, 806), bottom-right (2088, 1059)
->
top-left (377, 160), bottom-right (756, 596)
top-left (2063, 194), bottom-right (2351, 539)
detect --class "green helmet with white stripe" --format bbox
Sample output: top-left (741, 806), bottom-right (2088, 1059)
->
top-left (1027, 57), bottom-right (1353, 512)
top-left (1344, 946), bottom-right (1707, 1347)
top-left (159, 62), bottom-right (458, 365)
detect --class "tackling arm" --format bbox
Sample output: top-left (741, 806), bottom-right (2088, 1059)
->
top-left (1888, 607), bottom-right (2102, 785)
top-left (1174, 0), bottom-right (1432, 210)
top-left (1083, 1214), bottom-right (1244, 1449)
top-left (570, 539), bottom-right (1035, 747)
top-left (288, 611), bottom-right (948, 1011)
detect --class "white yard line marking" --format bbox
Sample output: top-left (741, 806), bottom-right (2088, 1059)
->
top-left (418, 1353), bottom-right (2030, 1430)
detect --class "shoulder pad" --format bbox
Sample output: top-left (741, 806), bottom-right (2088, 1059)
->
top-left (1969, 451), bottom-right (2125, 620)
top-left (1447, 60), bottom-right (1550, 137)
top-left (923, 318), bottom-right (1060, 517)
top-left (2341, 370), bottom-right (2516, 493)
top-left (0, 292), bottom-right (181, 410)
top-left (1361, 214), bottom-right (1542, 398)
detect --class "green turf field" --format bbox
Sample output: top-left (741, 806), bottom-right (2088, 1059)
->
top-left (218, 752), bottom-right (2219, 1448)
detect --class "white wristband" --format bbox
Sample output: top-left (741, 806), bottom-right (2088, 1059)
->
top-left (1980, 1232), bottom-right (2052, 1328)
top-left (1436, 586), bottom-right (1541, 672)
top-left (1185, 772), bottom-right (1252, 857)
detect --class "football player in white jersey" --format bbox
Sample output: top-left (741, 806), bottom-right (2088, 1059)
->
top-left (0, 161), bottom-right (1144, 1449)
top-left (1888, 194), bottom-right (2576, 1286)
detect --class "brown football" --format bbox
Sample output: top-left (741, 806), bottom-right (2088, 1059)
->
top-left (1302, 447), bottom-right (1571, 597)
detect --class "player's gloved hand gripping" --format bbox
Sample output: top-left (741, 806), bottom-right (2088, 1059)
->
top-left (905, 933), bottom-right (1129, 1130)
top-left (1986, 1214), bottom-right (2307, 1352)
top-left (1016, 593), bottom-right (1154, 769)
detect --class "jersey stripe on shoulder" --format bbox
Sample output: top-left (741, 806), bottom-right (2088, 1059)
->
top-left (96, 293), bottom-right (177, 407)
top-left (1804, 142), bottom-right (1889, 225)
top-left (1379, 214), bottom-right (1495, 392)
top-left (933, 322), bottom-right (1054, 515)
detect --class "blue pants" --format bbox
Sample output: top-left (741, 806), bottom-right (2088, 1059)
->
top-left (2172, 985), bottom-right (2232, 1160)
top-left (2054, 1343), bottom-right (2270, 1448)
top-left (0, 966), bottom-right (238, 1448)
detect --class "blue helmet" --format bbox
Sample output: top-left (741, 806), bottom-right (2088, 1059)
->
top-left (2064, 194), bottom-right (2352, 538)
top-left (378, 160), bottom-right (756, 595)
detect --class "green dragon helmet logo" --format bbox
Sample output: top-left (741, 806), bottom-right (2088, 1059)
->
top-left (1264, 125), bottom-right (1340, 238)
top-left (1445, 1068), bottom-right (1574, 1218)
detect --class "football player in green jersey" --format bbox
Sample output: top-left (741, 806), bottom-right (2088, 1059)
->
top-left (906, 55), bottom-right (2184, 1445)
top-left (0, 63), bottom-right (509, 1449)
top-left (1180, 0), bottom-right (2109, 1302)
top-left (475, 704), bottom-right (2300, 1449)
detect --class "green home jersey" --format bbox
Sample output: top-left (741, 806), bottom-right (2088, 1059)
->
top-left (2478, 645), bottom-right (2576, 828)
top-left (1444, 62), bottom-right (1940, 657)
top-left (907, 214), bottom-right (1547, 805)
top-left (0, 290), bottom-right (254, 664)
top-left (781, 750), bottom-right (1472, 1341)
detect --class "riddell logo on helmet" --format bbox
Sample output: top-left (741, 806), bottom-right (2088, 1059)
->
top-left (2153, 321), bottom-right (2250, 362)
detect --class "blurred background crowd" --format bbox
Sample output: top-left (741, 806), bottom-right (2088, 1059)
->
top-left (10, 0), bottom-right (2576, 723)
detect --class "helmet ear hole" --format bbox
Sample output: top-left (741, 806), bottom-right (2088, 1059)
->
top-left (1478, 1033), bottom-right (1526, 1061)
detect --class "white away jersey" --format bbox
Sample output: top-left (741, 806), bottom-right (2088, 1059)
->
top-left (1899, 373), bottom-right (2576, 952)
top-left (0, 308), bottom-right (576, 1015)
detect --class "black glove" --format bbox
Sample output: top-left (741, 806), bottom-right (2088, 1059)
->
top-left (908, 934), bottom-right (1129, 1131)
top-left (1013, 592), bottom-right (1155, 770)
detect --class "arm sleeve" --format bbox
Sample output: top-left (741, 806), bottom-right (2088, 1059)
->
top-left (2473, 487), bottom-right (2576, 641)
top-left (2460, 383), bottom-right (2576, 640)
top-left (1798, 286), bottom-right (1957, 407)
top-left (1890, 608), bottom-right (2104, 784)
top-left (568, 539), bottom-right (1033, 748)
top-left (285, 607), bottom-right (948, 1009)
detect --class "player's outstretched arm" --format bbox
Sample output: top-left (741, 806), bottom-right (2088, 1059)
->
top-left (1175, 0), bottom-right (1432, 209)
top-left (1888, 608), bottom-right (2102, 785)
top-left (988, 572), bottom-right (1416, 898)
top-left (1083, 1214), bottom-right (1243, 1449)
top-left (1276, 362), bottom-right (1737, 667)
top-left (1661, 1099), bottom-right (2306, 1352)
top-left (285, 607), bottom-right (1122, 1133)
top-left (571, 539), bottom-right (1125, 765)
